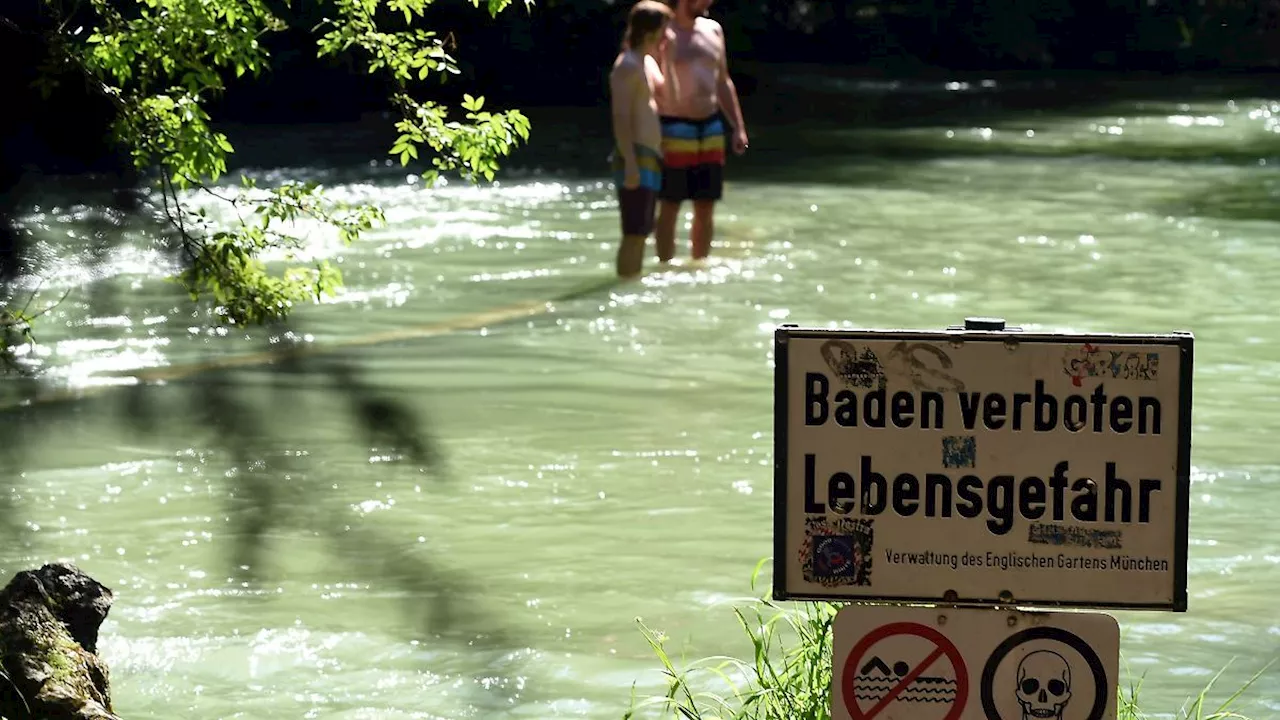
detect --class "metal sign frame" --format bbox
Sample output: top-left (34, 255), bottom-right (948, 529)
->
top-left (771, 322), bottom-right (1193, 612)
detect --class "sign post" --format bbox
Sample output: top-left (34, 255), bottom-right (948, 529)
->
top-left (769, 318), bottom-right (1193, 720)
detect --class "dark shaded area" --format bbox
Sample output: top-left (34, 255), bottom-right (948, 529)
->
top-left (197, 0), bottom-right (1280, 124)
top-left (0, 563), bottom-right (117, 720)
top-left (6, 0), bottom-right (1280, 132)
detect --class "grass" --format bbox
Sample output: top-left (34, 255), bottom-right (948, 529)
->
top-left (622, 559), bottom-right (1276, 720)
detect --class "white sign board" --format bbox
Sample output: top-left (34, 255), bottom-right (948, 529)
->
top-left (831, 604), bottom-right (1119, 720)
top-left (772, 325), bottom-right (1192, 611)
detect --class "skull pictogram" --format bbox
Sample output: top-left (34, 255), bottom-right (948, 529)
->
top-left (1016, 650), bottom-right (1071, 719)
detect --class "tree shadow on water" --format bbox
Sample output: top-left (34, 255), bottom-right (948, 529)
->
top-left (1164, 174), bottom-right (1280, 224)
top-left (2, 226), bottom-right (537, 712)
top-left (108, 324), bottom-right (534, 712)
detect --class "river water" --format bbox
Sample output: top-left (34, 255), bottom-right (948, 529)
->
top-left (2, 68), bottom-right (1279, 718)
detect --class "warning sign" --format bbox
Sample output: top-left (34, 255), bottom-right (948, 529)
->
top-left (772, 324), bottom-right (1193, 611)
top-left (982, 625), bottom-right (1113, 720)
top-left (841, 621), bottom-right (967, 720)
top-left (832, 605), bottom-right (1119, 720)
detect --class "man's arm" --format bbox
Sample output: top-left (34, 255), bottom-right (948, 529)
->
top-left (712, 23), bottom-right (747, 150)
top-left (610, 64), bottom-right (639, 164)
top-left (648, 51), bottom-right (676, 113)
top-left (644, 54), bottom-right (667, 105)
top-left (654, 28), bottom-right (678, 113)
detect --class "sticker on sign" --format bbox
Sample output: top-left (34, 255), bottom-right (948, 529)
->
top-left (832, 604), bottom-right (1119, 720)
top-left (772, 325), bottom-right (1192, 611)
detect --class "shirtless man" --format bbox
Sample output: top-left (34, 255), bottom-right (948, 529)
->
top-left (653, 0), bottom-right (748, 264)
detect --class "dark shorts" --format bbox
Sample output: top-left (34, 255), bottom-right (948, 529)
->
top-left (612, 143), bottom-right (662, 236)
top-left (618, 187), bottom-right (656, 236)
top-left (658, 113), bottom-right (727, 202)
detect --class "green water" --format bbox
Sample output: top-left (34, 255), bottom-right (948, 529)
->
top-left (4, 71), bottom-right (1280, 718)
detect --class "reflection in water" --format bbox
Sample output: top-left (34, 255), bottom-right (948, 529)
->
top-left (2, 76), bottom-right (1280, 718)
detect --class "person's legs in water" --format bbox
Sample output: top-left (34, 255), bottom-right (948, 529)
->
top-left (655, 112), bottom-right (689, 264)
top-left (690, 199), bottom-right (714, 260)
top-left (658, 113), bottom-right (726, 262)
top-left (615, 187), bottom-right (657, 278)
top-left (617, 236), bottom-right (646, 277)
top-left (654, 198), bottom-right (681, 263)
top-left (687, 115), bottom-right (725, 260)
top-left (612, 143), bottom-right (662, 278)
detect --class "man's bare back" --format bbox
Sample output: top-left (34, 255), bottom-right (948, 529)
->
top-left (658, 16), bottom-right (724, 120)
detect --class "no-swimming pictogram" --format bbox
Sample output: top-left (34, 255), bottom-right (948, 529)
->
top-left (841, 621), bottom-right (969, 720)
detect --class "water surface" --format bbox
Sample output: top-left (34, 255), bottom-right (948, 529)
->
top-left (3, 71), bottom-right (1279, 718)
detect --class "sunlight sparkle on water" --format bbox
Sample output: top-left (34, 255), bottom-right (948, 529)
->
top-left (1166, 114), bottom-right (1225, 128)
top-left (469, 268), bottom-right (558, 282)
